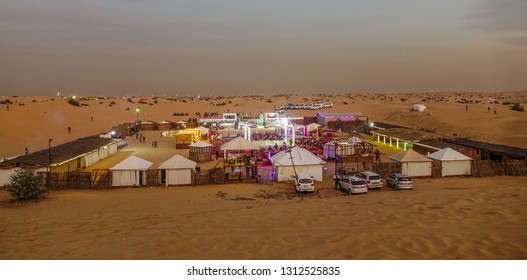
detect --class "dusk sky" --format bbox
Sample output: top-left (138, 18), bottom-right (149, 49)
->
top-left (1, 0), bottom-right (526, 96)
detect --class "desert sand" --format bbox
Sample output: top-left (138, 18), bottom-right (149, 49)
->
top-left (1, 91), bottom-right (526, 159)
top-left (1, 176), bottom-right (526, 260)
top-left (0, 92), bottom-right (526, 260)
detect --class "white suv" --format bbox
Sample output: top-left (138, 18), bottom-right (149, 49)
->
top-left (338, 175), bottom-right (368, 195)
top-left (293, 174), bottom-right (315, 192)
top-left (356, 171), bottom-right (383, 189)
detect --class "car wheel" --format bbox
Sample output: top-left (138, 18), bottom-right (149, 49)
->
top-left (347, 188), bottom-right (352, 195)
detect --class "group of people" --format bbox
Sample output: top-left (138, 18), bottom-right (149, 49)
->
top-left (172, 112), bottom-right (189, 116)
top-left (135, 132), bottom-right (146, 143)
top-left (202, 111), bottom-right (220, 118)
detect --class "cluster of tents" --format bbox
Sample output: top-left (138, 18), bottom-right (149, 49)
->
top-left (110, 155), bottom-right (197, 187)
top-left (389, 147), bottom-right (472, 177)
top-left (108, 135), bottom-right (472, 187)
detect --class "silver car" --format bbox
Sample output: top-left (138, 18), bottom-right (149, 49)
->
top-left (356, 171), bottom-right (383, 189)
top-left (338, 175), bottom-right (368, 195)
top-left (294, 174), bottom-right (315, 193)
top-left (386, 173), bottom-right (413, 190)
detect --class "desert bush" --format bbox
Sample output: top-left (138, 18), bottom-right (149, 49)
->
top-left (4, 169), bottom-right (47, 200)
top-left (67, 97), bottom-right (80, 106)
top-left (511, 103), bottom-right (524, 112)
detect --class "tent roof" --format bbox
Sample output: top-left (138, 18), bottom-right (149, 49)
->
top-left (344, 136), bottom-right (363, 143)
top-left (158, 120), bottom-right (171, 124)
top-left (189, 141), bottom-right (214, 148)
top-left (0, 136), bottom-right (118, 168)
top-left (307, 123), bottom-right (322, 127)
top-left (388, 149), bottom-right (433, 162)
top-left (110, 155), bottom-right (153, 171)
top-left (271, 146), bottom-right (325, 166)
top-left (195, 126), bottom-right (209, 133)
top-left (158, 155), bottom-right (197, 169)
top-left (427, 147), bottom-right (472, 161)
top-left (220, 137), bottom-right (260, 151)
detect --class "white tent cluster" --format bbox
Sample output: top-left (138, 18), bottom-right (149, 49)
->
top-left (389, 148), bottom-right (473, 177)
top-left (110, 154), bottom-right (197, 187)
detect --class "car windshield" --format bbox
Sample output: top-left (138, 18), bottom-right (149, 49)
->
top-left (299, 179), bottom-right (312, 184)
top-left (370, 176), bottom-right (381, 180)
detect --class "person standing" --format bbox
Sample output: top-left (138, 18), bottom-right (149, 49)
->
top-left (333, 175), bottom-right (340, 190)
top-left (67, 126), bottom-right (71, 134)
top-left (374, 149), bottom-right (381, 161)
top-left (25, 148), bottom-right (28, 156)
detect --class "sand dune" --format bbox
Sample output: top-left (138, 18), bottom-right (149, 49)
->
top-left (1, 92), bottom-right (526, 159)
top-left (1, 176), bottom-right (526, 260)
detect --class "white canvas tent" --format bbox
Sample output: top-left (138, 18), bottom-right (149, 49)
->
top-left (427, 147), bottom-right (472, 177)
top-left (413, 104), bottom-right (426, 112)
top-left (220, 137), bottom-right (260, 151)
top-left (158, 155), bottom-right (197, 185)
top-left (189, 141), bottom-right (214, 148)
top-left (195, 126), bottom-right (209, 135)
top-left (389, 149), bottom-right (433, 177)
top-left (271, 146), bottom-right (326, 181)
top-left (109, 155), bottom-right (153, 186)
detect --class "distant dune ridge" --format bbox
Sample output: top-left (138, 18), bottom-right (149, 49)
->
top-left (1, 92), bottom-right (526, 159)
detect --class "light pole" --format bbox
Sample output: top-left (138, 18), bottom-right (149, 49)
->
top-left (135, 107), bottom-right (140, 133)
top-left (48, 138), bottom-right (53, 172)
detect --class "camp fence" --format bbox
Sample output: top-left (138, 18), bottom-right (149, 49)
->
top-left (44, 171), bottom-right (111, 190)
top-left (193, 167), bottom-right (225, 185)
top-left (39, 159), bottom-right (526, 190)
top-left (472, 159), bottom-right (527, 177)
top-left (256, 168), bottom-right (274, 185)
top-left (371, 162), bottom-right (402, 178)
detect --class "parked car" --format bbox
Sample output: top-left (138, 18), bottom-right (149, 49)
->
top-left (338, 175), bottom-right (368, 195)
top-left (355, 171), bottom-right (383, 189)
top-left (386, 173), bottom-right (413, 190)
top-left (293, 174), bottom-right (315, 192)
top-left (308, 104), bottom-right (323, 110)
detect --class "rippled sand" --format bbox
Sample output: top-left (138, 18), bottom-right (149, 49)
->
top-left (1, 176), bottom-right (526, 260)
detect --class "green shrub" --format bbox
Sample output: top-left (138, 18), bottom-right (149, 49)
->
top-left (4, 169), bottom-right (47, 200)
